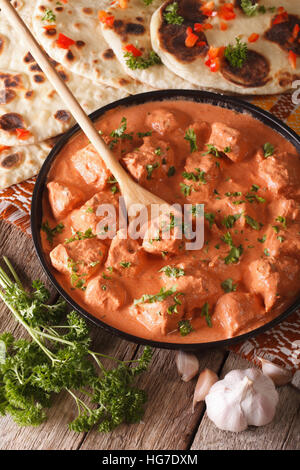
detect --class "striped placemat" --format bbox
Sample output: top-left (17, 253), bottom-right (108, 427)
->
top-left (0, 92), bottom-right (299, 380)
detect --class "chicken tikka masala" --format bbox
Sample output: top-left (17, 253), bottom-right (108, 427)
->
top-left (40, 100), bottom-right (300, 343)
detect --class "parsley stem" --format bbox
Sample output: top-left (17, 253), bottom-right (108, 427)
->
top-left (3, 256), bottom-right (22, 288)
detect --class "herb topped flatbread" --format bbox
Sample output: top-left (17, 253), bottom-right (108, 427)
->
top-left (150, 0), bottom-right (300, 94)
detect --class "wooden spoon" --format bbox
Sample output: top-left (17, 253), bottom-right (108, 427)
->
top-left (0, 0), bottom-right (168, 210)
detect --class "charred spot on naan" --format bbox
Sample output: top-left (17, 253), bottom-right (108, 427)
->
top-left (44, 28), bottom-right (57, 37)
top-left (54, 110), bottom-right (71, 123)
top-left (3, 74), bottom-right (24, 90)
top-left (112, 19), bottom-right (146, 43)
top-left (0, 113), bottom-right (25, 131)
top-left (158, 0), bottom-right (209, 63)
top-left (1, 152), bottom-right (23, 170)
top-left (25, 90), bottom-right (34, 100)
top-left (277, 71), bottom-right (300, 88)
top-left (55, 6), bottom-right (64, 12)
top-left (82, 7), bottom-right (93, 15)
top-left (57, 69), bottom-right (69, 82)
top-left (23, 52), bottom-right (35, 63)
top-left (264, 14), bottom-right (300, 56)
top-left (30, 63), bottom-right (43, 72)
top-left (221, 50), bottom-right (270, 87)
top-left (0, 89), bottom-right (16, 105)
top-left (33, 74), bottom-right (45, 84)
top-left (103, 49), bottom-right (115, 60)
top-left (75, 41), bottom-right (85, 49)
top-left (65, 50), bottom-right (75, 62)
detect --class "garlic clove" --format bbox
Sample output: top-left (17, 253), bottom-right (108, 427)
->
top-left (192, 368), bottom-right (218, 412)
top-left (175, 350), bottom-right (199, 382)
top-left (256, 356), bottom-right (293, 386)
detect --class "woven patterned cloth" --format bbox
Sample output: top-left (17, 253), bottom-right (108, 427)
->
top-left (0, 92), bottom-right (299, 377)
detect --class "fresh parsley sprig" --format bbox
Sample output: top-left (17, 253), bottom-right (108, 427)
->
top-left (225, 37), bottom-right (248, 69)
top-left (0, 258), bottom-right (152, 432)
top-left (163, 2), bottom-right (184, 25)
top-left (124, 50), bottom-right (162, 70)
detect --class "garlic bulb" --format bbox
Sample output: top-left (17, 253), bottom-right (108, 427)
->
top-left (256, 356), bottom-right (293, 386)
top-left (175, 350), bottom-right (199, 382)
top-left (193, 368), bottom-right (218, 412)
top-left (205, 368), bottom-right (279, 432)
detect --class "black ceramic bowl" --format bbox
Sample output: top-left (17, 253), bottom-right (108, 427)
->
top-left (31, 90), bottom-right (300, 351)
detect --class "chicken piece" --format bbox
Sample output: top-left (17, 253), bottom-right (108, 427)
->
top-left (47, 181), bottom-right (83, 219)
top-left (161, 266), bottom-right (222, 312)
top-left (268, 198), bottom-right (300, 222)
top-left (262, 223), bottom-right (300, 260)
top-left (145, 109), bottom-right (180, 135)
top-left (122, 136), bottom-right (175, 184)
top-left (143, 210), bottom-right (185, 256)
top-left (85, 276), bottom-right (128, 314)
top-left (50, 238), bottom-right (107, 279)
top-left (105, 229), bottom-right (147, 276)
top-left (208, 122), bottom-right (250, 162)
top-left (258, 152), bottom-right (300, 198)
top-left (131, 289), bottom-right (185, 335)
top-left (71, 144), bottom-right (111, 189)
top-left (182, 153), bottom-right (221, 201)
top-left (213, 292), bottom-right (265, 337)
top-left (70, 191), bottom-right (118, 238)
top-left (214, 196), bottom-right (265, 231)
top-left (244, 256), bottom-right (300, 311)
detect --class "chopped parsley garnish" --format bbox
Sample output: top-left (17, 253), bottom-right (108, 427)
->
top-left (109, 117), bottom-right (133, 149)
top-left (275, 216), bottom-right (287, 229)
top-left (167, 293), bottom-right (183, 315)
top-left (223, 146), bottom-right (232, 153)
top-left (222, 231), bottom-right (243, 264)
top-left (182, 168), bottom-right (206, 184)
top-left (42, 9), bottom-right (56, 22)
top-left (146, 162), bottom-right (160, 179)
top-left (202, 144), bottom-right (220, 157)
top-left (155, 147), bottom-right (162, 156)
top-left (204, 212), bottom-right (216, 228)
top-left (65, 228), bottom-right (96, 244)
top-left (178, 320), bottom-right (193, 337)
top-left (272, 225), bottom-right (280, 233)
top-left (124, 50), bottom-right (162, 70)
top-left (251, 184), bottom-right (260, 192)
top-left (86, 207), bottom-right (94, 213)
top-left (245, 215), bottom-right (261, 230)
top-left (241, 0), bottom-right (273, 16)
top-left (180, 183), bottom-right (192, 197)
top-left (224, 37), bottom-right (248, 69)
top-left (245, 192), bottom-right (265, 203)
top-left (137, 131), bottom-right (152, 138)
top-left (258, 234), bottom-right (267, 243)
top-left (143, 0), bottom-right (154, 5)
top-left (120, 261), bottom-right (132, 268)
top-left (167, 166), bottom-right (176, 177)
top-left (163, 2), bottom-right (184, 25)
top-left (277, 236), bottom-right (285, 243)
top-left (264, 248), bottom-right (270, 257)
top-left (108, 176), bottom-right (119, 194)
top-left (41, 221), bottom-right (64, 245)
top-left (221, 278), bottom-right (237, 293)
top-left (190, 204), bottom-right (204, 217)
top-left (263, 142), bottom-right (274, 158)
top-left (222, 213), bottom-right (242, 229)
top-left (224, 244), bottom-right (243, 265)
top-left (159, 266), bottom-right (185, 278)
top-left (184, 128), bottom-right (198, 153)
top-left (201, 302), bottom-right (212, 328)
top-left (134, 286), bottom-right (178, 305)
top-left (225, 191), bottom-right (242, 197)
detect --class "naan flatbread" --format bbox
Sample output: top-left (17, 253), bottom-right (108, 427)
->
top-left (0, 1), bottom-right (128, 146)
top-left (151, 0), bottom-right (300, 94)
top-left (100, 0), bottom-right (197, 90)
top-left (32, 0), bottom-right (151, 93)
top-left (0, 138), bottom-right (55, 189)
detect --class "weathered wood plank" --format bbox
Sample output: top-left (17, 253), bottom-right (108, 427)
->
top-left (190, 353), bottom-right (300, 450)
top-left (79, 347), bottom-right (226, 450)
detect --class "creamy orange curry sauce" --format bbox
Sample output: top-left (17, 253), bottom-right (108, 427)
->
top-left (40, 100), bottom-right (300, 343)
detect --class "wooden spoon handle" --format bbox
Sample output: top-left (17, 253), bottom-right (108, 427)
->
top-left (0, 0), bottom-right (131, 185)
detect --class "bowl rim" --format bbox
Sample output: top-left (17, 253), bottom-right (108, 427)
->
top-left (31, 89), bottom-right (300, 351)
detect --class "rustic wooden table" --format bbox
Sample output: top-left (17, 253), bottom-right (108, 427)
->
top-left (0, 220), bottom-right (299, 451)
